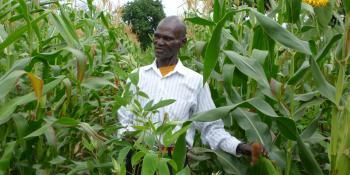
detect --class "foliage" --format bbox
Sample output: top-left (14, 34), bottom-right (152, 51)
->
top-left (122, 0), bottom-right (165, 50)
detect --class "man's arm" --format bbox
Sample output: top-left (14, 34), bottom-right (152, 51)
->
top-left (192, 83), bottom-right (242, 156)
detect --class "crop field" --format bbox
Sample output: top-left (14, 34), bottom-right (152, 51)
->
top-left (0, 0), bottom-right (349, 174)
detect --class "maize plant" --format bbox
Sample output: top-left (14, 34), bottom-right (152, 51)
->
top-left (0, 0), bottom-right (350, 175)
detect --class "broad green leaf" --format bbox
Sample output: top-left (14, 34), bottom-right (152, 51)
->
top-left (79, 122), bottom-right (106, 141)
top-left (296, 136), bottom-right (324, 175)
top-left (0, 76), bottom-right (65, 125)
top-left (12, 114), bottom-right (28, 138)
top-left (216, 150), bottom-right (241, 175)
top-left (288, 34), bottom-right (342, 85)
top-left (172, 127), bottom-right (189, 171)
top-left (0, 70), bottom-right (26, 100)
top-left (248, 97), bottom-right (279, 117)
top-left (315, 1), bottom-right (334, 31)
top-left (251, 9), bottom-right (312, 55)
top-left (0, 141), bottom-right (16, 174)
top-left (158, 159), bottom-right (170, 175)
top-left (117, 146), bottom-right (131, 164)
top-left (0, 58), bottom-right (30, 80)
top-left (345, 0), bottom-right (350, 13)
top-left (301, 115), bottom-right (320, 140)
top-left (27, 72), bottom-right (43, 100)
top-left (233, 109), bottom-right (272, 148)
top-left (249, 156), bottom-right (282, 175)
top-left (310, 57), bottom-right (336, 104)
top-left (185, 16), bottom-right (215, 26)
top-left (191, 100), bottom-right (246, 122)
top-left (213, 0), bottom-right (224, 22)
top-left (82, 77), bottom-right (117, 90)
top-left (285, 0), bottom-right (301, 23)
top-left (251, 49), bottom-right (269, 65)
top-left (65, 47), bottom-right (86, 83)
top-left (192, 97), bottom-right (278, 122)
top-left (146, 99), bottom-right (176, 111)
top-left (131, 151), bottom-right (145, 166)
top-left (24, 119), bottom-right (56, 139)
top-left (0, 12), bottom-right (48, 51)
top-left (129, 69), bottom-right (139, 85)
top-left (163, 122), bottom-right (191, 146)
top-left (50, 12), bottom-right (79, 47)
top-left (223, 50), bottom-right (274, 99)
top-left (276, 117), bottom-right (298, 141)
top-left (203, 11), bottom-right (233, 83)
top-left (55, 117), bottom-right (80, 127)
top-left (141, 153), bottom-right (158, 175)
top-left (176, 166), bottom-right (191, 175)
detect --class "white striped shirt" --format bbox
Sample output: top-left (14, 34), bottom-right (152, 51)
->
top-left (117, 59), bottom-right (241, 156)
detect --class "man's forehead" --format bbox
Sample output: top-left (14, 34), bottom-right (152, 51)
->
top-left (156, 18), bottom-right (186, 37)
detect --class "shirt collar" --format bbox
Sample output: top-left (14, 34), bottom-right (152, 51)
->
top-left (145, 59), bottom-right (186, 76)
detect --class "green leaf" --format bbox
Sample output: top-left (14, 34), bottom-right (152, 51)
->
top-left (131, 151), bottom-right (145, 166)
top-left (223, 50), bottom-right (274, 99)
top-left (0, 141), bottom-right (16, 174)
top-left (233, 109), bottom-right (272, 148)
top-left (172, 127), bottom-right (189, 172)
top-left (163, 122), bottom-right (191, 146)
top-left (285, 0), bottom-right (301, 23)
top-left (0, 70), bottom-right (26, 100)
top-left (141, 153), bottom-right (158, 175)
top-left (310, 57), bottom-right (336, 104)
top-left (129, 69), bottom-right (139, 85)
top-left (248, 97), bottom-right (279, 117)
top-left (296, 136), bottom-right (324, 175)
top-left (276, 117), bottom-right (298, 140)
top-left (82, 77), bottom-right (117, 90)
top-left (55, 117), bottom-right (80, 127)
top-left (288, 34), bottom-right (342, 85)
top-left (203, 11), bottom-right (233, 83)
top-left (0, 76), bottom-right (65, 125)
top-left (216, 150), bottom-right (241, 175)
top-left (345, 0), bottom-right (350, 13)
top-left (12, 114), bottom-right (28, 138)
top-left (249, 156), bottom-right (282, 175)
top-left (251, 9), bottom-right (312, 55)
top-left (158, 159), bottom-right (170, 175)
top-left (300, 115), bottom-right (320, 140)
top-left (176, 166), bottom-right (191, 175)
top-left (50, 12), bottom-right (79, 47)
top-left (0, 12), bottom-right (48, 51)
top-left (185, 16), bottom-right (215, 26)
top-left (24, 119), bottom-right (56, 139)
top-left (118, 146), bottom-right (131, 164)
top-left (191, 101), bottom-right (246, 122)
top-left (315, 1), bottom-right (334, 31)
top-left (147, 99), bottom-right (176, 111)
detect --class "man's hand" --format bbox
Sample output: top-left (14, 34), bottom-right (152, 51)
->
top-left (237, 143), bottom-right (268, 157)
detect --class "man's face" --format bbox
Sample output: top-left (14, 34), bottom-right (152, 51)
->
top-left (153, 22), bottom-right (184, 61)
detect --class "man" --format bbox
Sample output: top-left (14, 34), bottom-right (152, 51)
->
top-left (118, 16), bottom-right (267, 173)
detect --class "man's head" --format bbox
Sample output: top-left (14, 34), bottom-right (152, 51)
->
top-left (153, 16), bottom-right (187, 62)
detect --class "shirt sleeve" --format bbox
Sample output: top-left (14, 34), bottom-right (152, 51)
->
top-left (192, 83), bottom-right (242, 156)
top-left (116, 77), bottom-right (137, 136)
top-left (117, 105), bottom-right (135, 136)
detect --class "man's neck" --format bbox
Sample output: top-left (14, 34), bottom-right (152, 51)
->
top-left (156, 57), bottom-right (178, 68)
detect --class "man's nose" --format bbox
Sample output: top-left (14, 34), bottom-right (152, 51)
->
top-left (155, 38), bottom-right (165, 45)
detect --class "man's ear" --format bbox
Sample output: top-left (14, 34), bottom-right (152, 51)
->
top-left (180, 37), bottom-right (187, 46)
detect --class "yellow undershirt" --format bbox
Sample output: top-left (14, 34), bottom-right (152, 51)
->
top-left (159, 65), bottom-right (176, 77)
